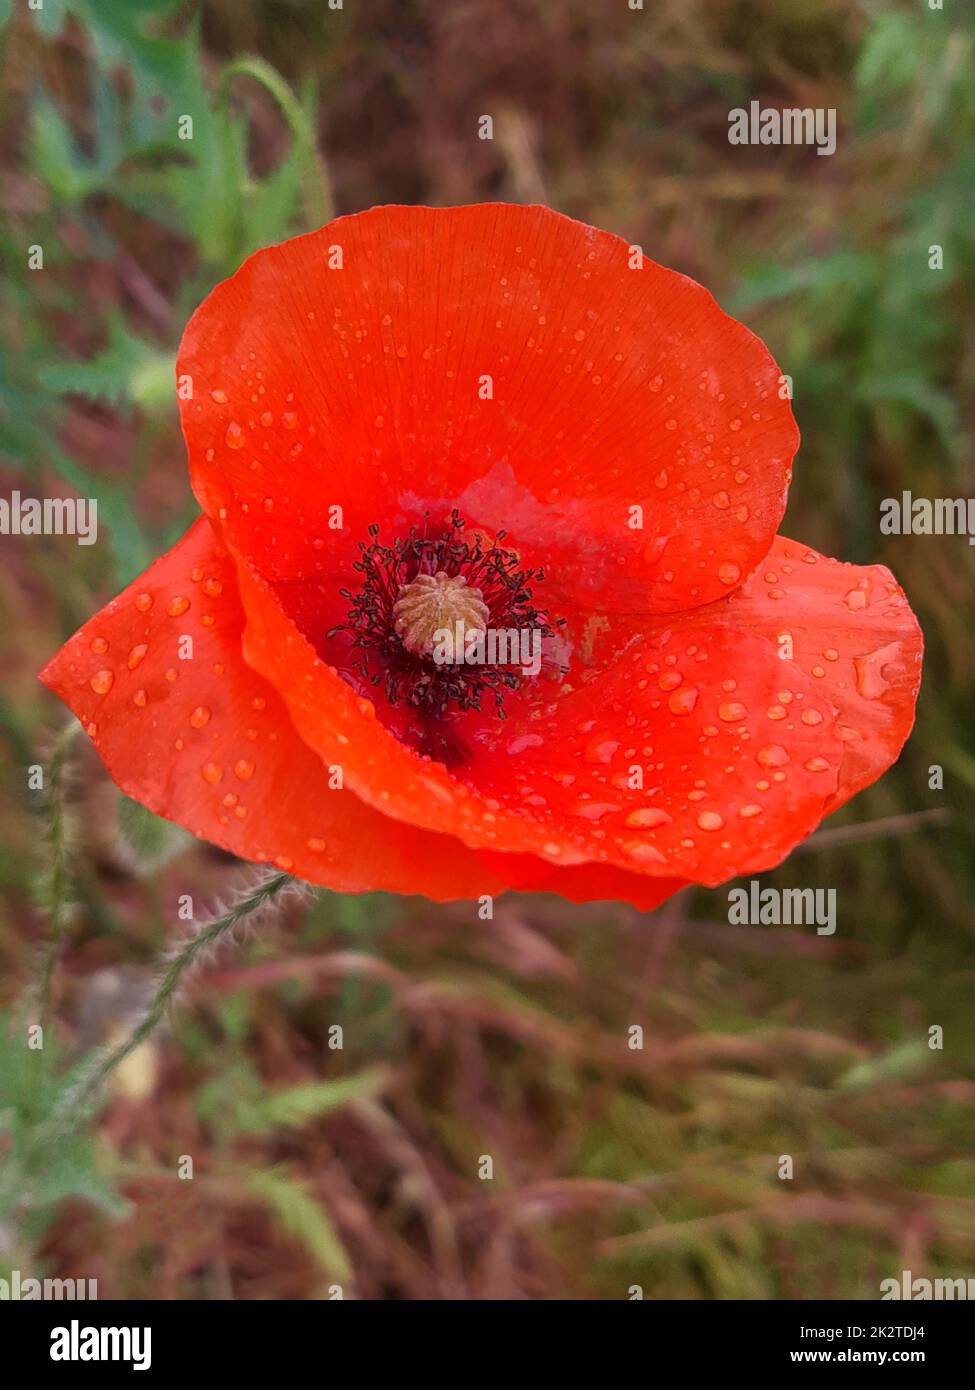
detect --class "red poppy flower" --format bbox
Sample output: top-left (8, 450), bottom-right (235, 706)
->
top-left (40, 204), bottom-right (922, 910)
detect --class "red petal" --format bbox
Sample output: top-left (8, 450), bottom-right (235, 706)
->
top-left (39, 515), bottom-right (690, 910)
top-left (675, 534), bottom-right (923, 813)
top-left (178, 204), bottom-right (797, 615)
top-left (232, 550), bottom-right (844, 887)
top-left (37, 517), bottom-right (515, 898)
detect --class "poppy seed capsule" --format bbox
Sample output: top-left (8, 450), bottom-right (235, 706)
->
top-left (393, 571), bottom-right (489, 658)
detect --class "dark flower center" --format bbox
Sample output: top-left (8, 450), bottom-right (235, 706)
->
top-left (330, 511), bottom-right (563, 734)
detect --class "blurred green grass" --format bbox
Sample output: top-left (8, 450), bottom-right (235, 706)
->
top-left (0, 0), bottom-right (973, 1298)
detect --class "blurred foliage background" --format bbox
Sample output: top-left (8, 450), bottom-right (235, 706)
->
top-left (0, 0), bottom-right (973, 1299)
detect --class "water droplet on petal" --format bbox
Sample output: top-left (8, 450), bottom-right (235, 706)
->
top-left (625, 807), bottom-right (672, 829)
top-left (574, 801), bottom-right (620, 821)
top-left (166, 596), bottom-right (190, 617)
top-left (668, 687), bottom-right (698, 715)
top-left (757, 744), bottom-right (789, 768)
top-left (624, 840), bottom-right (667, 865)
top-left (507, 733), bottom-right (544, 755)
top-left (190, 706), bottom-right (211, 729)
top-left (854, 641), bottom-right (901, 699)
top-left (584, 737), bottom-right (619, 765)
top-left (89, 669), bottom-right (114, 695)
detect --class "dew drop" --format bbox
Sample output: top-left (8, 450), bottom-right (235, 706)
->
top-left (585, 737), bottom-right (620, 764)
top-left (625, 807), bottom-right (672, 829)
top-left (757, 744), bottom-right (789, 768)
top-left (854, 642), bottom-right (901, 700)
top-left (668, 687), bottom-right (698, 715)
top-left (624, 840), bottom-right (667, 865)
top-left (507, 734), bottom-right (544, 755)
top-left (574, 801), bottom-right (620, 821)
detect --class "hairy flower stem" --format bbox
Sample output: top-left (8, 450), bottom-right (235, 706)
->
top-left (41, 870), bottom-right (294, 1144)
top-left (22, 719), bottom-right (81, 1132)
top-left (34, 720), bottom-right (82, 1025)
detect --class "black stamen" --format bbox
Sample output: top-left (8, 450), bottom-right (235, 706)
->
top-left (329, 512), bottom-right (564, 737)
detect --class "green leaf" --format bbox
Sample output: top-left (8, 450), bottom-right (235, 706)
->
top-left (254, 1070), bottom-right (388, 1131)
top-left (116, 795), bottom-right (191, 871)
top-left (834, 1040), bottom-right (931, 1095)
top-left (247, 1170), bottom-right (351, 1282)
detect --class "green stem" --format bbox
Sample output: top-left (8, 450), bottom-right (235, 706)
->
top-left (218, 55), bottom-right (332, 229)
top-left (35, 720), bottom-right (82, 1025)
top-left (22, 718), bottom-right (81, 1134)
top-left (45, 870), bottom-right (294, 1141)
